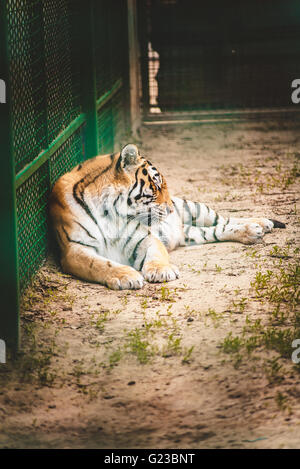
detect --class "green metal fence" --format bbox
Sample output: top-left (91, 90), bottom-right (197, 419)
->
top-left (0, 0), bottom-right (131, 352)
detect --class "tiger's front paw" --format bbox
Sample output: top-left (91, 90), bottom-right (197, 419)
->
top-left (142, 261), bottom-right (180, 283)
top-left (107, 266), bottom-right (145, 290)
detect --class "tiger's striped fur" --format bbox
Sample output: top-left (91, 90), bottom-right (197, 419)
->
top-left (49, 144), bottom-right (285, 290)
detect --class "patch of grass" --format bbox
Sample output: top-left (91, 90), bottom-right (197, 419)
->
top-left (108, 348), bottom-right (123, 369)
top-left (251, 258), bottom-right (299, 312)
top-left (263, 328), bottom-right (298, 358)
top-left (231, 297), bottom-right (248, 314)
top-left (245, 248), bottom-right (261, 259)
top-left (103, 303), bottom-right (197, 366)
top-left (275, 391), bottom-right (290, 412)
top-left (91, 311), bottom-right (109, 332)
top-left (268, 245), bottom-right (293, 260)
top-left (188, 263), bottom-right (202, 275)
top-left (256, 161), bottom-right (299, 193)
top-left (219, 155), bottom-right (299, 194)
top-left (16, 323), bottom-right (59, 386)
top-left (90, 308), bottom-right (121, 333)
top-left (219, 244), bottom-right (300, 380)
top-left (144, 314), bottom-right (167, 332)
top-left (188, 261), bottom-right (208, 275)
top-left (205, 308), bottom-right (224, 327)
top-left (159, 284), bottom-right (178, 302)
top-left (21, 272), bottom-right (75, 324)
top-left (182, 346), bottom-right (195, 364)
top-left (141, 298), bottom-right (148, 310)
top-left (233, 353), bottom-right (243, 369)
top-left (126, 328), bottom-right (155, 364)
top-left (183, 305), bottom-right (199, 320)
top-left (264, 357), bottom-right (285, 385)
top-left (220, 332), bottom-right (243, 354)
top-left (122, 292), bottom-right (130, 306)
top-left (214, 191), bottom-right (241, 203)
top-left (163, 333), bottom-right (182, 356)
top-left (72, 362), bottom-right (85, 382)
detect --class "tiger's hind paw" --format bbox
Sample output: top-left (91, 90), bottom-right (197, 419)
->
top-left (260, 218), bottom-right (274, 233)
top-left (242, 223), bottom-right (264, 244)
top-left (248, 218), bottom-right (286, 233)
top-left (227, 223), bottom-right (264, 245)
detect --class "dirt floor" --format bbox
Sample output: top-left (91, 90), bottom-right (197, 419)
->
top-left (0, 119), bottom-right (299, 449)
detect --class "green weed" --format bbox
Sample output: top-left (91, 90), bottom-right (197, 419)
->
top-left (220, 332), bottom-right (243, 354)
top-left (182, 346), bottom-right (195, 364)
top-left (275, 392), bottom-right (289, 412)
top-left (126, 328), bottom-right (154, 364)
top-left (159, 284), bottom-right (178, 302)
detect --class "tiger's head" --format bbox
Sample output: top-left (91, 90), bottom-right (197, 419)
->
top-left (116, 144), bottom-right (173, 225)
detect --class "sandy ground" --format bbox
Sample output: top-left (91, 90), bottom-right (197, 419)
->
top-left (0, 119), bottom-right (299, 449)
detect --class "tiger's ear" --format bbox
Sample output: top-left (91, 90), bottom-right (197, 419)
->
top-left (120, 144), bottom-right (140, 170)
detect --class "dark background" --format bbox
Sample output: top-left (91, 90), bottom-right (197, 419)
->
top-left (139, 0), bottom-right (300, 112)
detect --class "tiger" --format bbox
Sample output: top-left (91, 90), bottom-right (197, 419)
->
top-left (49, 143), bottom-right (285, 290)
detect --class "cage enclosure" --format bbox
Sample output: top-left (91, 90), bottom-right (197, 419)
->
top-left (1, 0), bottom-right (300, 353)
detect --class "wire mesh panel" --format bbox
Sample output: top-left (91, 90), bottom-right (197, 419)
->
top-left (6, 0), bottom-right (85, 295)
top-left (97, 103), bottom-right (114, 154)
top-left (16, 163), bottom-right (49, 292)
top-left (7, 0), bottom-right (48, 294)
top-left (43, 0), bottom-right (82, 143)
top-left (7, 0), bottom-right (47, 174)
top-left (139, 0), bottom-right (300, 114)
top-left (50, 125), bottom-right (85, 186)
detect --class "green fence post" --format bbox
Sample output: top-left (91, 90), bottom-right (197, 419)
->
top-left (81, 0), bottom-right (99, 159)
top-left (0, 1), bottom-right (20, 355)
